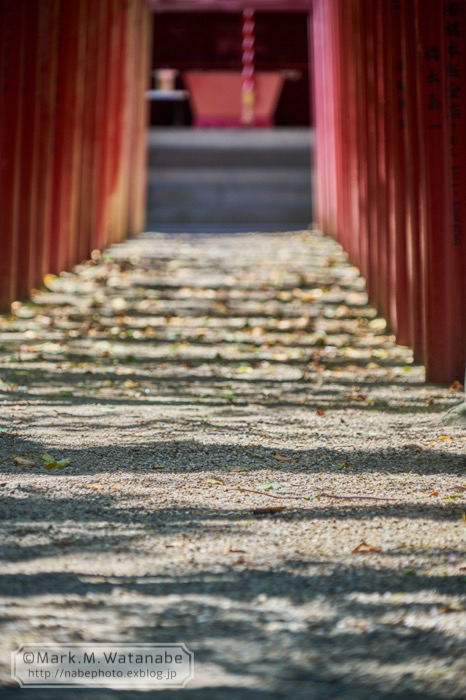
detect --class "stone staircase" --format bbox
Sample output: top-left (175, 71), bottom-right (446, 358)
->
top-left (146, 128), bottom-right (313, 233)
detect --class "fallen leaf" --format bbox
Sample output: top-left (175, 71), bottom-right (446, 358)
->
top-left (55, 458), bottom-right (71, 468)
top-left (123, 379), bottom-right (139, 389)
top-left (438, 602), bottom-right (464, 614)
top-left (258, 481), bottom-right (282, 491)
top-left (40, 453), bottom-right (71, 470)
top-left (449, 380), bottom-right (464, 392)
top-left (84, 483), bottom-right (103, 491)
top-left (345, 392), bottom-right (368, 402)
top-left (429, 491), bottom-right (439, 497)
top-left (252, 506), bottom-right (286, 514)
top-left (438, 435), bottom-right (452, 442)
top-left (43, 273), bottom-right (58, 290)
top-left (13, 457), bottom-right (36, 467)
top-left (233, 556), bottom-right (245, 565)
top-left (19, 344), bottom-right (38, 354)
top-left (316, 409), bottom-right (326, 417)
top-left (274, 453), bottom-right (297, 463)
top-left (352, 541), bottom-right (382, 554)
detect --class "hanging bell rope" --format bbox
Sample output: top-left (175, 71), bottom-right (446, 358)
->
top-left (241, 8), bottom-right (255, 125)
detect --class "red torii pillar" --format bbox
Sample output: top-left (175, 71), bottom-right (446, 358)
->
top-left (310, 0), bottom-right (466, 384)
top-left (0, 0), bottom-right (151, 310)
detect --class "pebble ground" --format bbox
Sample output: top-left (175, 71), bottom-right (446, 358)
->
top-left (0, 230), bottom-right (465, 699)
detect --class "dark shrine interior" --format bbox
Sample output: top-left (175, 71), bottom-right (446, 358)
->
top-left (150, 11), bottom-right (311, 127)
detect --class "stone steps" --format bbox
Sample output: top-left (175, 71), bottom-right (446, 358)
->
top-left (146, 128), bottom-right (313, 231)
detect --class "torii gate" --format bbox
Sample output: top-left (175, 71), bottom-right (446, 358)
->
top-left (0, 0), bottom-right (464, 384)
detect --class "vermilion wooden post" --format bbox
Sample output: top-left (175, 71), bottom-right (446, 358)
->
top-left (383, 0), bottom-right (411, 346)
top-left (380, 0), bottom-right (395, 332)
top-left (354, 0), bottom-right (370, 284)
top-left (96, 0), bottom-right (116, 250)
top-left (33, 0), bottom-right (59, 285)
top-left (309, 0), bottom-right (327, 232)
top-left (100, 0), bottom-right (121, 248)
top-left (76, 0), bottom-right (99, 262)
top-left (337, 0), bottom-right (348, 251)
top-left (121, 0), bottom-right (139, 241)
top-left (104, 0), bottom-right (129, 246)
top-left (441, 0), bottom-right (466, 382)
top-left (342, 0), bottom-right (359, 265)
top-left (0, 0), bottom-right (151, 312)
top-left (309, 0), bottom-right (321, 230)
top-left (48, 0), bottom-right (82, 275)
top-left (323, 0), bottom-right (336, 236)
top-left (15, 1), bottom-right (40, 299)
top-left (416, 0), bottom-right (465, 382)
top-left (374, 0), bottom-right (389, 321)
top-left (326, 0), bottom-right (338, 237)
top-left (128, 0), bottom-right (150, 237)
top-left (309, 0), bottom-right (464, 382)
top-left (91, 0), bottom-right (111, 252)
top-left (338, 0), bottom-right (351, 252)
top-left (329, 0), bottom-right (343, 247)
top-left (0, 0), bottom-right (26, 309)
top-left (354, 0), bottom-right (364, 273)
top-left (363, 0), bottom-right (379, 307)
top-left (135, 0), bottom-right (151, 235)
top-left (118, 0), bottom-right (134, 245)
top-left (402, 0), bottom-right (425, 362)
top-left (63, 0), bottom-right (88, 271)
top-left (318, 0), bottom-right (331, 235)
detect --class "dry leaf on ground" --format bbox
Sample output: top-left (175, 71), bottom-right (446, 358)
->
top-left (13, 457), bottom-right (36, 467)
top-left (352, 541), bottom-right (382, 554)
top-left (274, 453), bottom-right (297, 462)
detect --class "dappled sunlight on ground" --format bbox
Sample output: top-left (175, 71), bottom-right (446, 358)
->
top-left (0, 230), bottom-right (465, 699)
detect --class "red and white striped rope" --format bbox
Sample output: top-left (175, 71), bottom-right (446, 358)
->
top-left (241, 8), bottom-right (255, 124)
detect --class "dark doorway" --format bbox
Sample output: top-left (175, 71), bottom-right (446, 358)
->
top-left (146, 9), bottom-right (313, 233)
top-left (150, 11), bottom-right (310, 128)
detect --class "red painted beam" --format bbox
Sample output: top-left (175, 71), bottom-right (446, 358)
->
top-left (148, 1), bottom-right (311, 11)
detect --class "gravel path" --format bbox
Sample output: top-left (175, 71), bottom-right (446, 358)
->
top-left (0, 230), bottom-right (465, 699)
